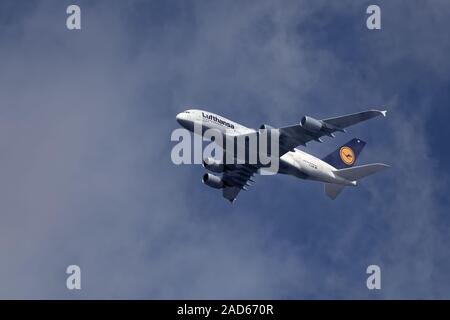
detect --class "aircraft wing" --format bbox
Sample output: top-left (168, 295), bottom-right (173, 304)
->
top-left (221, 163), bottom-right (258, 202)
top-left (278, 109), bottom-right (386, 155)
top-left (216, 109), bottom-right (386, 202)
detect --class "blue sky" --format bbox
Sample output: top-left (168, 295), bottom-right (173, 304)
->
top-left (0, 0), bottom-right (449, 298)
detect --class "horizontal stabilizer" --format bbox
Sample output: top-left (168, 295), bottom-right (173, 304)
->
top-left (334, 163), bottom-right (390, 181)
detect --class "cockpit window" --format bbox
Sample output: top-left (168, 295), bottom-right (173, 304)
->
top-left (185, 111), bottom-right (190, 114)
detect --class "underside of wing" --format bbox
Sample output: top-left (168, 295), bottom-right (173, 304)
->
top-left (221, 164), bottom-right (257, 202)
top-left (322, 110), bottom-right (387, 128)
top-left (201, 109), bottom-right (386, 202)
top-left (278, 109), bottom-right (387, 154)
top-left (223, 186), bottom-right (242, 203)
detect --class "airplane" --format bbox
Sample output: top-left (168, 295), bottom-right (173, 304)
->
top-left (176, 108), bottom-right (390, 202)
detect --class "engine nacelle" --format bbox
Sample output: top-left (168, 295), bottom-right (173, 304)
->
top-left (300, 116), bottom-right (323, 132)
top-left (259, 124), bottom-right (274, 130)
top-left (202, 173), bottom-right (224, 189)
top-left (203, 157), bottom-right (224, 173)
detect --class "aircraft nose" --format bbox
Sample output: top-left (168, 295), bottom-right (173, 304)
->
top-left (176, 112), bottom-right (185, 124)
top-left (176, 112), bottom-right (193, 130)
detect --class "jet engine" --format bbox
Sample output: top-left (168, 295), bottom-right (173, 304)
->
top-left (202, 173), bottom-right (224, 189)
top-left (203, 157), bottom-right (224, 173)
top-left (300, 116), bottom-right (323, 132)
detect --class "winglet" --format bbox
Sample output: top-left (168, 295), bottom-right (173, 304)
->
top-left (380, 110), bottom-right (387, 117)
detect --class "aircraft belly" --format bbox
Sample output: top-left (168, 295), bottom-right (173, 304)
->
top-left (279, 156), bottom-right (308, 179)
top-left (292, 156), bottom-right (335, 183)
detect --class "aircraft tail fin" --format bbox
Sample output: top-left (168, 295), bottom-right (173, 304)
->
top-left (324, 183), bottom-right (345, 200)
top-left (322, 138), bottom-right (366, 169)
top-left (324, 163), bottom-right (390, 200)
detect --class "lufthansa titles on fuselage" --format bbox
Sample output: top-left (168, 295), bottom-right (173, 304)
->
top-left (202, 112), bottom-right (235, 129)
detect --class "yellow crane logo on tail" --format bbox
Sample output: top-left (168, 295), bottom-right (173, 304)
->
top-left (340, 146), bottom-right (355, 165)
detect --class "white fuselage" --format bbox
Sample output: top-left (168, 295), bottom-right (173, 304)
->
top-left (176, 109), bottom-right (355, 186)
